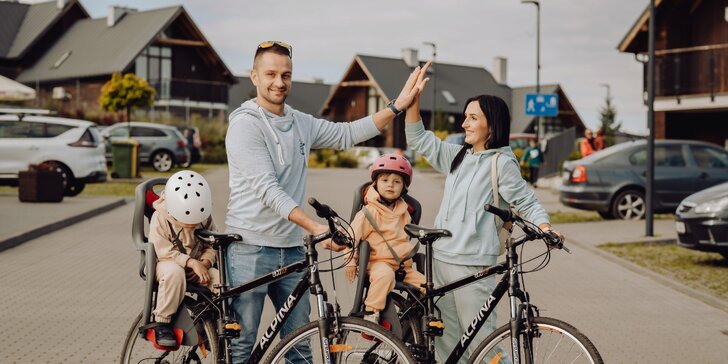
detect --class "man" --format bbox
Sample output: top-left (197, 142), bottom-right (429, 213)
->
top-left (225, 41), bottom-right (429, 363)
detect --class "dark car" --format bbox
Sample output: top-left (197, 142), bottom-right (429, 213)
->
top-left (101, 122), bottom-right (190, 172)
top-left (675, 182), bottom-right (728, 259)
top-left (559, 139), bottom-right (728, 220)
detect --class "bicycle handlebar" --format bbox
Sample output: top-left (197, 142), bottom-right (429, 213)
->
top-left (483, 203), bottom-right (566, 251)
top-left (308, 198), bottom-right (353, 249)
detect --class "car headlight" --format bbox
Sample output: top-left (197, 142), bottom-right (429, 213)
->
top-left (694, 196), bottom-right (728, 214)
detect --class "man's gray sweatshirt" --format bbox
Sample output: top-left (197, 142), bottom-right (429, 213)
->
top-left (225, 99), bottom-right (380, 247)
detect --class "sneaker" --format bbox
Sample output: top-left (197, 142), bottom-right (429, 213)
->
top-left (363, 311), bottom-right (380, 324)
top-left (154, 323), bottom-right (178, 348)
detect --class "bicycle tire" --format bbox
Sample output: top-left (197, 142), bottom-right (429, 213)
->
top-left (262, 316), bottom-right (416, 364)
top-left (390, 293), bottom-right (424, 346)
top-left (120, 310), bottom-right (219, 364)
top-left (468, 317), bottom-right (603, 364)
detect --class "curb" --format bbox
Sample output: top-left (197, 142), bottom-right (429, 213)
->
top-left (0, 198), bottom-right (130, 253)
top-left (569, 237), bottom-right (728, 314)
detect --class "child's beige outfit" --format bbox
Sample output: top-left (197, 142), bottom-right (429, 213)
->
top-left (347, 185), bottom-right (425, 312)
top-left (150, 191), bottom-right (219, 323)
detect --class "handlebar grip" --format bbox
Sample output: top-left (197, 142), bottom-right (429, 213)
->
top-left (483, 204), bottom-right (514, 222)
top-left (308, 198), bottom-right (337, 219)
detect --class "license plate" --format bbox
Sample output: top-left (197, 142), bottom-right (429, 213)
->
top-left (675, 221), bottom-right (686, 234)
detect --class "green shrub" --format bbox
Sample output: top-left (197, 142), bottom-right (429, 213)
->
top-left (334, 151), bottom-right (358, 168)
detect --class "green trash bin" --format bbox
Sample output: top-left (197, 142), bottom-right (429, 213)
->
top-left (111, 139), bottom-right (139, 178)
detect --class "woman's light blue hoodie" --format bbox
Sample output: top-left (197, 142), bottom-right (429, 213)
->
top-left (405, 121), bottom-right (549, 266)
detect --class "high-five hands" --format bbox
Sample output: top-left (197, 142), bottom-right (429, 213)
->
top-left (393, 61), bottom-right (431, 111)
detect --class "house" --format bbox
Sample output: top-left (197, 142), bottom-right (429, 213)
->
top-left (228, 76), bottom-right (332, 118)
top-left (320, 49), bottom-right (585, 149)
top-left (1, 0), bottom-right (236, 122)
top-left (618, 0), bottom-right (728, 147)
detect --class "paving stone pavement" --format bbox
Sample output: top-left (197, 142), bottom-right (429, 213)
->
top-left (0, 167), bottom-right (727, 363)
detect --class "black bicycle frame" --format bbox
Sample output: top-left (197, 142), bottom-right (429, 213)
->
top-left (203, 234), bottom-right (330, 364)
top-left (415, 233), bottom-right (532, 364)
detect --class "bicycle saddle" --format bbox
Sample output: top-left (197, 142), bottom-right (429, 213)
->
top-left (194, 229), bottom-right (242, 249)
top-left (404, 224), bottom-right (452, 240)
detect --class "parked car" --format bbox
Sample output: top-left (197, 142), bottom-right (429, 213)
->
top-left (675, 182), bottom-right (728, 259)
top-left (560, 139), bottom-right (728, 220)
top-left (101, 122), bottom-right (190, 172)
top-left (0, 112), bottom-right (107, 196)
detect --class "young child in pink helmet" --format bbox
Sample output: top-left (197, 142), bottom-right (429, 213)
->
top-left (345, 154), bottom-right (425, 324)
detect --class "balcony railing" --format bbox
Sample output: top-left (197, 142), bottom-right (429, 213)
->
top-left (148, 78), bottom-right (229, 103)
top-left (645, 45), bottom-right (728, 98)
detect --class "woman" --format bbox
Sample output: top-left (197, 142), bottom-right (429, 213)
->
top-left (405, 93), bottom-right (562, 362)
top-left (579, 128), bottom-right (596, 157)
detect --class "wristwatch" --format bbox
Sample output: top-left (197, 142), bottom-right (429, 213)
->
top-left (387, 99), bottom-right (403, 116)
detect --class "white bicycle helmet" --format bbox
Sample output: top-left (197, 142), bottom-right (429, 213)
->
top-left (165, 170), bottom-right (212, 225)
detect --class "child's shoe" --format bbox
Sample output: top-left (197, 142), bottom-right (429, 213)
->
top-left (154, 323), bottom-right (178, 348)
top-left (363, 311), bottom-right (380, 324)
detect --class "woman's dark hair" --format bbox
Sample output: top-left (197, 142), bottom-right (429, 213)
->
top-left (449, 95), bottom-right (511, 173)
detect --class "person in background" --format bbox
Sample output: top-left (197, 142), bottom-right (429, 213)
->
top-left (594, 128), bottom-right (606, 151)
top-left (579, 128), bottom-right (596, 157)
top-left (521, 138), bottom-right (543, 187)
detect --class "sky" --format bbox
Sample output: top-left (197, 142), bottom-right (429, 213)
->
top-left (36, 0), bottom-right (651, 133)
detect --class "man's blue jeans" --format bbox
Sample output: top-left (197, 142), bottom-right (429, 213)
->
top-left (226, 242), bottom-right (312, 363)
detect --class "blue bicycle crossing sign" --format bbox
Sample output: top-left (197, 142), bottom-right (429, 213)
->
top-left (525, 93), bottom-right (559, 117)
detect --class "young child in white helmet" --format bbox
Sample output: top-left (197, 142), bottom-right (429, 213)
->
top-left (149, 170), bottom-right (220, 348)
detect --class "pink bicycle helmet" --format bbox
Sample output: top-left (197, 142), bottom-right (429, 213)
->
top-left (370, 154), bottom-right (413, 187)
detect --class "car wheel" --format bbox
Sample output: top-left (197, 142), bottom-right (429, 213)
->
top-left (151, 151), bottom-right (174, 172)
top-left (598, 211), bottom-right (615, 220)
top-left (46, 162), bottom-right (81, 197)
top-left (610, 189), bottom-right (646, 220)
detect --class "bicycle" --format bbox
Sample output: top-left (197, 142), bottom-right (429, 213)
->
top-left (120, 177), bottom-right (414, 364)
top-left (388, 203), bottom-right (604, 364)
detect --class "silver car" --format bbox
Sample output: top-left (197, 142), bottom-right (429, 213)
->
top-left (101, 122), bottom-right (190, 172)
top-left (675, 182), bottom-right (728, 259)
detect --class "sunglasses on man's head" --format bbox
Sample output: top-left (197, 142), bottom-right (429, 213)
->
top-left (257, 41), bottom-right (292, 59)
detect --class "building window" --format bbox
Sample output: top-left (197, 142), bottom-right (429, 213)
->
top-left (134, 45), bottom-right (172, 98)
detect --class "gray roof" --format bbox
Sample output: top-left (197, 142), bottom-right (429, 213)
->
top-left (17, 6), bottom-right (181, 83)
top-left (229, 76), bottom-right (333, 117)
top-left (0, 1), bottom-right (28, 57)
top-left (357, 55), bottom-right (512, 114)
top-left (510, 84), bottom-right (559, 132)
top-left (7, 0), bottom-right (70, 59)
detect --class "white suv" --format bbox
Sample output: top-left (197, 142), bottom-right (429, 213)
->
top-left (0, 112), bottom-right (107, 196)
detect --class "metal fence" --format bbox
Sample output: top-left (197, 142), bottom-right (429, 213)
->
top-left (540, 127), bottom-right (576, 177)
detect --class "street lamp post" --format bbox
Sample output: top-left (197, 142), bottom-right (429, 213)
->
top-left (424, 42), bottom-right (437, 131)
top-left (521, 0), bottom-right (541, 141)
top-left (599, 83), bottom-right (611, 100)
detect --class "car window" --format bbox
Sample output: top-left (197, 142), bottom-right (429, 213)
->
top-left (629, 145), bottom-right (686, 167)
top-left (0, 120), bottom-right (30, 138)
top-left (109, 127), bottom-right (129, 138)
top-left (45, 123), bottom-right (74, 137)
top-left (690, 145), bottom-right (728, 169)
top-left (655, 145), bottom-right (685, 167)
top-left (27, 122), bottom-right (45, 138)
top-left (131, 127), bottom-right (167, 137)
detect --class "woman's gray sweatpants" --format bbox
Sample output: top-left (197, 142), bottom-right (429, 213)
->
top-left (433, 258), bottom-right (498, 363)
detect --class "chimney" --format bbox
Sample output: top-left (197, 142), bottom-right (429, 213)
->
top-left (312, 78), bottom-right (325, 84)
top-left (107, 6), bottom-right (137, 27)
top-left (57, 0), bottom-right (68, 9)
top-left (492, 56), bottom-right (508, 85)
top-left (402, 48), bottom-right (419, 68)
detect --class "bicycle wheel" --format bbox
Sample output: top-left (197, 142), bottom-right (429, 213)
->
top-left (469, 317), bottom-right (603, 364)
top-left (263, 316), bottom-right (415, 364)
top-left (390, 294), bottom-right (424, 346)
top-left (120, 310), bottom-right (219, 364)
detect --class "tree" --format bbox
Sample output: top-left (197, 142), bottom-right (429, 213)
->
top-left (98, 73), bottom-right (156, 128)
top-left (598, 94), bottom-right (621, 147)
